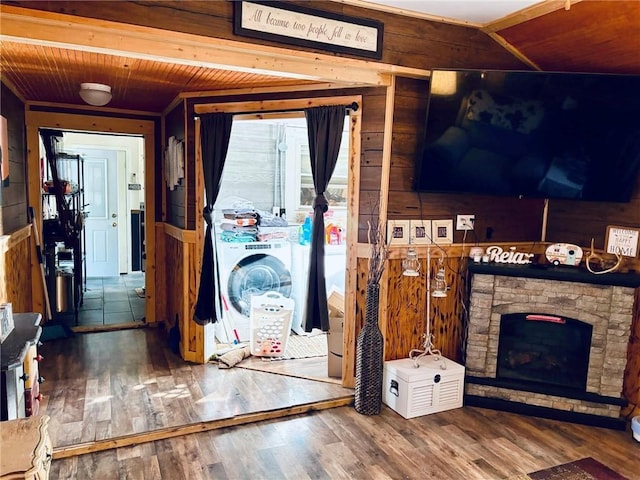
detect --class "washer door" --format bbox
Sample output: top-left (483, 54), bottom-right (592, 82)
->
top-left (227, 253), bottom-right (292, 317)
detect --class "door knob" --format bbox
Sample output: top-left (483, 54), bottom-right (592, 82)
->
top-left (112, 213), bottom-right (117, 218)
top-left (112, 222), bottom-right (118, 227)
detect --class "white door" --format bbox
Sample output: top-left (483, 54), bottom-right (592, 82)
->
top-left (77, 149), bottom-right (119, 277)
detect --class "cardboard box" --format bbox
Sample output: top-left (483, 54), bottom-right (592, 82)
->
top-left (327, 290), bottom-right (344, 377)
top-left (383, 356), bottom-right (465, 418)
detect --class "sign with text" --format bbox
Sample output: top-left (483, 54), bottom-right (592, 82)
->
top-left (234, 1), bottom-right (383, 59)
top-left (605, 225), bottom-right (640, 257)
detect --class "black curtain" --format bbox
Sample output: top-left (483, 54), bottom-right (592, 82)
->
top-left (193, 113), bottom-right (233, 325)
top-left (303, 106), bottom-right (345, 332)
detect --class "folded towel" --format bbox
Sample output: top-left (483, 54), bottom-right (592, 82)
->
top-left (219, 222), bottom-right (258, 232)
top-left (218, 345), bottom-right (251, 368)
top-left (257, 231), bottom-right (288, 242)
top-left (220, 231), bottom-right (257, 242)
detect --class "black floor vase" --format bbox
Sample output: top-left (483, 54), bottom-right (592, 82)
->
top-left (354, 283), bottom-right (384, 415)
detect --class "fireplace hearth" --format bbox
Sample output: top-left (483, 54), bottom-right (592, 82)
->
top-left (464, 263), bottom-right (640, 430)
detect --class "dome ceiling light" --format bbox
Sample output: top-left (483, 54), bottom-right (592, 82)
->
top-left (79, 82), bottom-right (112, 106)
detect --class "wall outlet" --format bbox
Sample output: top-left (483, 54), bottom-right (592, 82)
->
top-left (456, 214), bottom-right (475, 230)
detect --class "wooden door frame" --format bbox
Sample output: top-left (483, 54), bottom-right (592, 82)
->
top-left (25, 109), bottom-right (157, 325)
top-left (194, 96), bottom-right (362, 386)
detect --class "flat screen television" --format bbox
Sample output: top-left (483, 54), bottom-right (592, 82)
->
top-left (414, 69), bottom-right (640, 202)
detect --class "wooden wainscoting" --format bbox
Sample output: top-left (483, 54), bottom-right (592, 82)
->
top-left (0, 225), bottom-right (33, 311)
top-left (160, 223), bottom-right (214, 363)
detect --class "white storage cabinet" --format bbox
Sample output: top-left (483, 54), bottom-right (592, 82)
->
top-left (383, 356), bottom-right (465, 419)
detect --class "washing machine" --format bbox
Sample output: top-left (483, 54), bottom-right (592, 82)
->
top-left (215, 239), bottom-right (293, 343)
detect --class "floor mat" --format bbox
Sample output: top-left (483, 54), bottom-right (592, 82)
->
top-left (275, 333), bottom-right (328, 360)
top-left (512, 457), bottom-right (630, 480)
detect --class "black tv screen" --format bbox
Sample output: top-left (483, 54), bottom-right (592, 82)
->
top-left (415, 69), bottom-right (640, 202)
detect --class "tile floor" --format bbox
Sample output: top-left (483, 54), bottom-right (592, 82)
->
top-left (74, 272), bottom-right (146, 327)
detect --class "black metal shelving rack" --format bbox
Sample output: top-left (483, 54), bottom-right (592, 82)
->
top-left (41, 149), bottom-right (85, 325)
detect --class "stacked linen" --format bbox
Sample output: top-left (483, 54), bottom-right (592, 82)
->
top-left (219, 208), bottom-right (259, 242)
top-left (255, 209), bottom-right (289, 242)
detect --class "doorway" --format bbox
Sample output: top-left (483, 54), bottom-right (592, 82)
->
top-left (63, 132), bottom-right (145, 328)
top-left (212, 114), bottom-right (349, 380)
top-left (26, 110), bottom-right (158, 329)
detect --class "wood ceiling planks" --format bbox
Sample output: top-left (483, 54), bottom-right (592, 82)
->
top-left (497, 0), bottom-right (640, 74)
top-left (0, 41), bottom-right (315, 112)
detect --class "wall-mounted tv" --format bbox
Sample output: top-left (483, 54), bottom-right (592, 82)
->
top-left (414, 69), bottom-right (640, 202)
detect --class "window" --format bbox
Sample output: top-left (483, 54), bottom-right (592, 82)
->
top-left (285, 119), bottom-right (350, 215)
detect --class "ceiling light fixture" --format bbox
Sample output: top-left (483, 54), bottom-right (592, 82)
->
top-left (79, 82), bottom-right (112, 106)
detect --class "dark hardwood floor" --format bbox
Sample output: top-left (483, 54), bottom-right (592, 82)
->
top-left (38, 327), bottom-right (640, 479)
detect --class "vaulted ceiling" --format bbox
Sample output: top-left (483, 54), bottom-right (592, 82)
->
top-left (1, 1), bottom-right (638, 113)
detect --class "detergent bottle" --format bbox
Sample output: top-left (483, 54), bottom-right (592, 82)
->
top-left (300, 214), bottom-right (313, 245)
top-left (328, 224), bottom-right (341, 245)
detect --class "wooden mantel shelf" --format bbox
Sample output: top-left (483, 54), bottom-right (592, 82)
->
top-left (468, 263), bottom-right (640, 288)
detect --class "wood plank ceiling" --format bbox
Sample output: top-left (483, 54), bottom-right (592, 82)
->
top-left (0, 42), bottom-right (318, 113)
top-left (1, 1), bottom-right (638, 113)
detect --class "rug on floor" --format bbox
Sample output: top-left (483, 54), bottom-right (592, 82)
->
top-left (511, 457), bottom-right (629, 480)
top-left (274, 333), bottom-right (328, 360)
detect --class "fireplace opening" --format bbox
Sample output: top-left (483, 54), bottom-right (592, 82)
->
top-left (496, 313), bottom-right (592, 391)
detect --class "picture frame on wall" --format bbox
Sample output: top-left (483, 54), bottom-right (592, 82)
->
top-left (605, 225), bottom-right (640, 257)
top-left (432, 219), bottom-right (453, 244)
top-left (410, 220), bottom-right (432, 245)
top-left (387, 219), bottom-right (410, 245)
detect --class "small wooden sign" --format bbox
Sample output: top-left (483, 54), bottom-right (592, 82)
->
top-left (605, 225), bottom-right (640, 257)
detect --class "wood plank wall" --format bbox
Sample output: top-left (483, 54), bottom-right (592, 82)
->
top-left (165, 102), bottom-right (187, 229)
top-left (0, 83), bottom-right (28, 235)
top-left (0, 82), bottom-right (34, 316)
top-left (355, 254), bottom-right (466, 364)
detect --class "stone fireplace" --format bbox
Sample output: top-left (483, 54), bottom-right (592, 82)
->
top-left (465, 263), bottom-right (640, 430)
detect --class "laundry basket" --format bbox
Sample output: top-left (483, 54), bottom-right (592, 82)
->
top-left (250, 291), bottom-right (294, 357)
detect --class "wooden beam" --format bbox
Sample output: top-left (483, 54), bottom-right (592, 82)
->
top-left (377, 75), bottom-right (396, 362)
top-left (26, 100), bottom-right (159, 118)
top-left (163, 223), bottom-right (197, 243)
top-left (482, 0), bottom-right (583, 33)
top-left (342, 107), bottom-right (363, 388)
top-left (52, 396), bottom-right (354, 459)
top-left (179, 82), bottom-right (355, 103)
top-left (0, 5), bottom-right (399, 87)
top-left (194, 96), bottom-right (363, 115)
top-left (485, 32), bottom-right (542, 71)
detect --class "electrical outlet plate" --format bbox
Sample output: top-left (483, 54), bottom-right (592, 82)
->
top-left (456, 215), bottom-right (475, 230)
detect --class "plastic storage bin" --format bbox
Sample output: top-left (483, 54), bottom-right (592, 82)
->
top-left (249, 292), bottom-right (294, 357)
